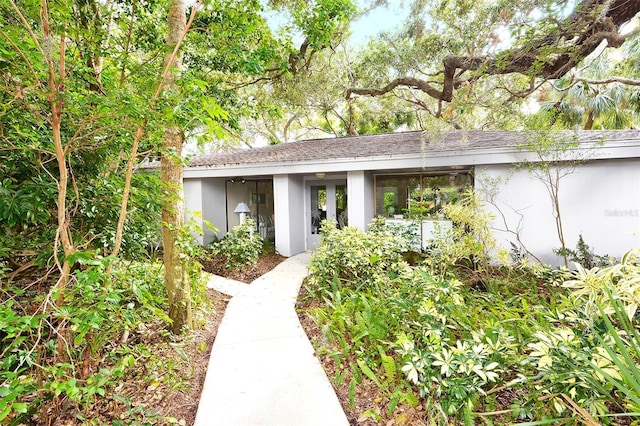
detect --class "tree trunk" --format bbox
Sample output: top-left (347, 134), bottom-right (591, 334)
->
top-left (584, 109), bottom-right (595, 130)
top-left (161, 127), bottom-right (192, 332)
top-left (162, 0), bottom-right (192, 333)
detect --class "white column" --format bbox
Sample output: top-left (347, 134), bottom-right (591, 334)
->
top-left (274, 174), bottom-right (306, 257)
top-left (347, 170), bottom-right (374, 230)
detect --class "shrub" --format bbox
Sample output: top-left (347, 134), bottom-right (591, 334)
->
top-left (395, 270), bottom-right (520, 416)
top-left (0, 249), bottom-right (214, 424)
top-left (306, 219), bottom-right (410, 294)
top-left (209, 218), bottom-right (263, 271)
top-left (555, 234), bottom-right (613, 269)
top-left (562, 248), bottom-right (640, 320)
top-left (303, 215), bottom-right (640, 423)
top-left (426, 190), bottom-right (496, 275)
top-left (0, 254), bottom-right (172, 423)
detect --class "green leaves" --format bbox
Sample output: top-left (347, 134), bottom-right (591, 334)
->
top-left (303, 214), bottom-right (640, 422)
top-left (208, 218), bottom-right (263, 271)
top-left (0, 177), bottom-right (55, 228)
top-left (291, 0), bottom-right (356, 49)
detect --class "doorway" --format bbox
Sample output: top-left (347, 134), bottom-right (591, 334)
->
top-left (307, 180), bottom-right (347, 249)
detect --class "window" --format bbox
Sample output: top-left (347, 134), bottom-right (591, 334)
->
top-left (375, 172), bottom-right (472, 219)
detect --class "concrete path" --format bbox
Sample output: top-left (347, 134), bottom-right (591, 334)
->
top-left (195, 252), bottom-right (349, 426)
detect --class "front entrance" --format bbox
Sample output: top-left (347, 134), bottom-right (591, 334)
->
top-left (306, 180), bottom-right (347, 249)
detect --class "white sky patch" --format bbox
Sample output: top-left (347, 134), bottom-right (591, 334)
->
top-left (348, 3), bottom-right (409, 47)
top-left (523, 96), bottom-right (541, 114)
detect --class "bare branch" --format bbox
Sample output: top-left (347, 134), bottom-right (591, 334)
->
top-left (573, 75), bottom-right (640, 86)
top-left (347, 76), bottom-right (443, 100)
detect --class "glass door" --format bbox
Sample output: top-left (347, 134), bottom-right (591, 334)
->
top-left (307, 180), bottom-right (347, 249)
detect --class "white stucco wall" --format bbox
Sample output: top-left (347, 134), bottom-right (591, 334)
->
top-left (202, 178), bottom-right (227, 244)
top-left (347, 171), bottom-right (374, 230)
top-left (477, 159), bottom-right (640, 265)
top-left (184, 178), bottom-right (228, 245)
top-left (183, 179), bottom-right (204, 245)
top-left (273, 174), bottom-right (306, 257)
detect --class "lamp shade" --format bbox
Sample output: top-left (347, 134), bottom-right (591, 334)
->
top-left (234, 202), bottom-right (251, 213)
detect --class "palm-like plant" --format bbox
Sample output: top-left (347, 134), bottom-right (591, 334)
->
top-left (539, 42), bottom-right (640, 129)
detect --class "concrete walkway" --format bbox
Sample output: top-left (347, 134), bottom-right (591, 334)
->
top-left (194, 252), bottom-right (349, 426)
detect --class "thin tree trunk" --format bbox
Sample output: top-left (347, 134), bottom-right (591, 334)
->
top-left (162, 0), bottom-right (192, 333)
top-left (584, 109), bottom-right (595, 130)
top-left (41, 2), bottom-right (75, 365)
top-left (109, 0), bottom-right (202, 275)
top-left (43, 5), bottom-right (74, 294)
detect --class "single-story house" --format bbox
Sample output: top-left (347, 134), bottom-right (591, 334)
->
top-left (183, 130), bottom-right (640, 265)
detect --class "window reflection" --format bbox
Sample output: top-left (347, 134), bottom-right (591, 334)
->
top-left (311, 185), bottom-right (326, 234)
top-left (375, 172), bottom-right (472, 219)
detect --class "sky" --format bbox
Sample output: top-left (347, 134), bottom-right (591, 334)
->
top-left (348, 3), bottom-right (409, 47)
top-left (262, 1), bottom-right (409, 48)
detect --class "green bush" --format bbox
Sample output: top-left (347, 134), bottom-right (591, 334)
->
top-left (426, 190), bottom-right (496, 275)
top-left (0, 251), bottom-right (213, 424)
top-left (555, 234), bottom-right (613, 269)
top-left (209, 218), bottom-right (263, 271)
top-left (302, 217), bottom-right (640, 423)
top-left (306, 219), bottom-right (410, 295)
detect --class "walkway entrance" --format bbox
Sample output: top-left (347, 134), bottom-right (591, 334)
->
top-left (306, 180), bottom-right (347, 249)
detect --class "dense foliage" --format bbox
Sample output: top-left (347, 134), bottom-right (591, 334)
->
top-left (302, 218), bottom-right (640, 424)
top-left (2, 0), bottom-right (639, 422)
top-left (0, 0), bottom-right (356, 421)
top-left (207, 219), bottom-right (264, 271)
top-left (344, 0), bottom-right (640, 131)
top-left (0, 256), bottom-right (210, 423)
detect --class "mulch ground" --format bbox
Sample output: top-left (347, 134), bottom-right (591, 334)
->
top-left (199, 253), bottom-right (286, 283)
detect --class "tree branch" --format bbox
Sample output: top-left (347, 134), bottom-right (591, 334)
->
top-left (347, 0), bottom-right (640, 104)
top-left (573, 75), bottom-right (640, 86)
top-left (346, 76), bottom-right (443, 100)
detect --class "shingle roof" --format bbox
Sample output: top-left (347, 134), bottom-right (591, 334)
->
top-left (187, 130), bottom-right (640, 168)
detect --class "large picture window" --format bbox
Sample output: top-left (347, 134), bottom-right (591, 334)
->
top-left (374, 172), bottom-right (473, 219)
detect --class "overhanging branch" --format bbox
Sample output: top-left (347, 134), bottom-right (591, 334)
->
top-left (347, 0), bottom-right (640, 104)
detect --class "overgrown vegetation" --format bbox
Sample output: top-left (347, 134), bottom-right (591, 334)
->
top-left (301, 209), bottom-right (640, 424)
top-left (1, 0), bottom-right (355, 421)
top-left (0, 254), bottom-right (211, 424)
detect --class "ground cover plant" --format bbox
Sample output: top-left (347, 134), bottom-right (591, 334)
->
top-left (0, 255), bottom-right (223, 425)
top-left (199, 218), bottom-right (285, 282)
top-left (298, 216), bottom-right (640, 425)
top-left (0, 215), bottom-right (286, 424)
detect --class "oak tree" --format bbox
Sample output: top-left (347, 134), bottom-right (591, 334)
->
top-left (346, 0), bottom-right (640, 128)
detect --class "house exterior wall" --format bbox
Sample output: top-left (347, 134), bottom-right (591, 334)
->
top-left (184, 178), bottom-right (227, 245)
top-left (202, 178), bottom-right (227, 244)
top-left (182, 132), bottom-right (640, 261)
top-left (273, 174), bottom-right (306, 257)
top-left (184, 179), bottom-right (204, 245)
top-left (347, 171), bottom-right (374, 230)
top-left (477, 158), bottom-right (640, 265)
